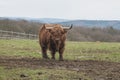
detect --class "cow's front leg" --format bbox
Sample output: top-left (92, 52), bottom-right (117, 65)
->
top-left (51, 51), bottom-right (56, 60)
top-left (59, 48), bottom-right (65, 61)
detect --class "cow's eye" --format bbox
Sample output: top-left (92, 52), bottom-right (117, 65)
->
top-left (61, 31), bottom-right (65, 34)
top-left (50, 31), bottom-right (54, 34)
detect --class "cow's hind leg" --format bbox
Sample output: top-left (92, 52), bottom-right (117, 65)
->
top-left (51, 51), bottom-right (56, 60)
top-left (41, 47), bottom-right (49, 59)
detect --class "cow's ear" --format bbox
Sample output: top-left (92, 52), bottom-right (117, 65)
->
top-left (43, 24), bottom-right (46, 28)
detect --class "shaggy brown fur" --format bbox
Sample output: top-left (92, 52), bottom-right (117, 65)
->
top-left (39, 24), bottom-right (72, 60)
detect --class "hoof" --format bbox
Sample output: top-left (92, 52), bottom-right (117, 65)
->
top-left (51, 57), bottom-right (55, 60)
top-left (43, 57), bottom-right (49, 59)
top-left (59, 59), bottom-right (64, 61)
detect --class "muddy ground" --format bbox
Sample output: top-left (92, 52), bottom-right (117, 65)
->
top-left (0, 56), bottom-right (120, 80)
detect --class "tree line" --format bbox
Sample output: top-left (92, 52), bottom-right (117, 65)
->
top-left (68, 26), bottom-right (120, 42)
top-left (0, 19), bottom-right (120, 42)
top-left (0, 19), bottom-right (41, 34)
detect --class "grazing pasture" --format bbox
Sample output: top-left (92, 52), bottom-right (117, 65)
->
top-left (0, 39), bottom-right (120, 80)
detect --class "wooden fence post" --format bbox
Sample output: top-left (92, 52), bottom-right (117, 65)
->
top-left (0, 30), bottom-right (38, 40)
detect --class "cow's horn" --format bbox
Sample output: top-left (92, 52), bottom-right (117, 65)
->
top-left (63, 24), bottom-right (73, 30)
top-left (42, 24), bottom-right (53, 29)
top-left (45, 27), bottom-right (53, 29)
top-left (69, 24), bottom-right (73, 29)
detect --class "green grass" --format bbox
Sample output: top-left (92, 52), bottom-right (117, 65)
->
top-left (0, 66), bottom-right (90, 80)
top-left (0, 39), bottom-right (120, 62)
top-left (66, 41), bottom-right (120, 53)
top-left (0, 39), bottom-right (41, 58)
top-left (65, 41), bottom-right (120, 62)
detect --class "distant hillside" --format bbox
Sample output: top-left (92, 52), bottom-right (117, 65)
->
top-left (0, 17), bottom-right (69, 23)
top-left (32, 18), bottom-right (69, 23)
top-left (59, 20), bottom-right (120, 29)
top-left (0, 17), bottom-right (120, 29)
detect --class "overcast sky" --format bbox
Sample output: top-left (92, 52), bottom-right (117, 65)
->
top-left (0, 0), bottom-right (120, 20)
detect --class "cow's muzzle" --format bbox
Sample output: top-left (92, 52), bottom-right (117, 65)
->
top-left (55, 38), bottom-right (60, 41)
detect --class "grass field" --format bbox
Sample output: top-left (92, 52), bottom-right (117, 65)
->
top-left (0, 39), bottom-right (120, 62)
top-left (0, 39), bottom-right (120, 80)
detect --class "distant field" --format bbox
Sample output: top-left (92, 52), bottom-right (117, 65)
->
top-left (0, 39), bottom-right (120, 80)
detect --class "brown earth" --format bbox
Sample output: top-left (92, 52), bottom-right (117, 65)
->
top-left (0, 56), bottom-right (120, 80)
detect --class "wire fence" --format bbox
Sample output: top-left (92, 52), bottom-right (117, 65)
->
top-left (0, 30), bottom-right (38, 39)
